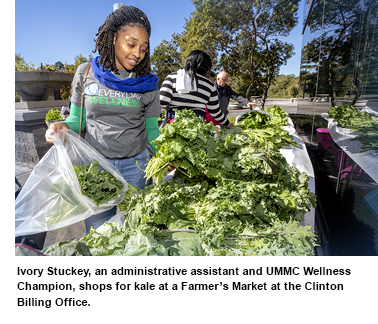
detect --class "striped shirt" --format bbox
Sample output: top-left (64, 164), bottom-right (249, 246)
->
top-left (160, 72), bottom-right (230, 127)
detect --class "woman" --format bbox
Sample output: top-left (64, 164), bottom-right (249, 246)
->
top-left (159, 50), bottom-right (234, 129)
top-left (45, 5), bottom-right (160, 231)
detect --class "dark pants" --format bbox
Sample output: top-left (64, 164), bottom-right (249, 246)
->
top-left (84, 206), bottom-right (117, 234)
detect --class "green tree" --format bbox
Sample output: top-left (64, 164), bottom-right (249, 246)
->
top-left (179, 0), bottom-right (299, 108)
top-left (74, 54), bottom-right (93, 71)
top-left (64, 62), bottom-right (75, 73)
top-left (178, 9), bottom-right (219, 66)
top-left (54, 61), bottom-right (65, 71)
top-left (150, 35), bottom-right (183, 87)
top-left (267, 74), bottom-right (299, 98)
top-left (302, 0), bottom-right (378, 106)
top-left (289, 83), bottom-right (299, 98)
top-left (15, 53), bottom-right (35, 71)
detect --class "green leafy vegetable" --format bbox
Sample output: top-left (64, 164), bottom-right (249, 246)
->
top-left (73, 160), bottom-right (125, 206)
top-left (328, 105), bottom-right (378, 152)
top-left (238, 110), bottom-right (272, 129)
top-left (45, 109), bottom-right (62, 122)
top-left (42, 240), bottom-right (92, 256)
top-left (102, 110), bottom-right (316, 255)
top-left (80, 222), bottom-right (131, 256)
top-left (73, 109), bottom-right (317, 256)
top-left (218, 219), bottom-right (318, 256)
top-left (237, 105), bottom-right (298, 151)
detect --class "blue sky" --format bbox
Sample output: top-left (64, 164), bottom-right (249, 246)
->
top-left (15, 0), bottom-right (305, 76)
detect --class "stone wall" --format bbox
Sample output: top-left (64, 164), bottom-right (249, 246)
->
top-left (15, 123), bottom-right (52, 167)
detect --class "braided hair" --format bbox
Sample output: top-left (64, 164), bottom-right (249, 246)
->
top-left (94, 6), bottom-right (152, 76)
top-left (184, 50), bottom-right (212, 88)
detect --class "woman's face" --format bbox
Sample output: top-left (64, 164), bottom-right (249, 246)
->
top-left (113, 24), bottom-right (148, 71)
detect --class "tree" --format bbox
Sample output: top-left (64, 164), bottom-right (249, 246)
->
top-left (150, 34), bottom-right (183, 87)
top-left (54, 61), bottom-right (65, 71)
top-left (302, 0), bottom-right (378, 106)
top-left (179, 0), bottom-right (299, 108)
top-left (267, 74), bottom-right (299, 98)
top-left (289, 83), bottom-right (299, 98)
top-left (178, 9), bottom-right (219, 67)
top-left (64, 62), bottom-right (75, 73)
top-left (74, 54), bottom-right (93, 71)
top-left (15, 53), bottom-right (35, 71)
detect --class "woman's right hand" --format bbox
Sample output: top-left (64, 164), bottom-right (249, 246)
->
top-left (167, 162), bottom-right (176, 174)
top-left (45, 122), bottom-right (70, 144)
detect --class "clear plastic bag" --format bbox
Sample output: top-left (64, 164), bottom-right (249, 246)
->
top-left (15, 129), bottom-right (128, 237)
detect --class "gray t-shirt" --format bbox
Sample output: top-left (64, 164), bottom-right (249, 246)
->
top-left (71, 63), bottom-right (161, 158)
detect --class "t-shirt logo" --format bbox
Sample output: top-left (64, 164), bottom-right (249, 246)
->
top-left (85, 83), bottom-right (99, 95)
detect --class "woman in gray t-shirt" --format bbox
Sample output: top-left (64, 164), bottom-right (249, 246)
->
top-left (45, 5), bottom-right (160, 232)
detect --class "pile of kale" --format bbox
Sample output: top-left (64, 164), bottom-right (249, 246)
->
top-left (57, 107), bottom-right (318, 256)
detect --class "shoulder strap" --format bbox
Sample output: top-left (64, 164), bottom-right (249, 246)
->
top-left (79, 62), bottom-right (91, 138)
top-left (82, 61), bottom-right (91, 84)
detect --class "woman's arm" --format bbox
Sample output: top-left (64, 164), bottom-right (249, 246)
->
top-left (145, 116), bottom-right (159, 153)
top-left (63, 102), bottom-right (87, 133)
top-left (144, 90), bottom-right (161, 152)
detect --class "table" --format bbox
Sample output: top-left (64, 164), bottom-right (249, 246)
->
top-left (280, 118), bottom-right (316, 229)
top-left (320, 113), bottom-right (378, 184)
top-left (166, 115), bottom-right (316, 229)
top-left (236, 113), bottom-right (315, 228)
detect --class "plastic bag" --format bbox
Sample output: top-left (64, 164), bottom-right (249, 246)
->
top-left (15, 129), bottom-right (128, 237)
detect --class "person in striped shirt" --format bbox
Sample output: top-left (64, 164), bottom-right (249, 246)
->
top-left (159, 50), bottom-right (234, 129)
